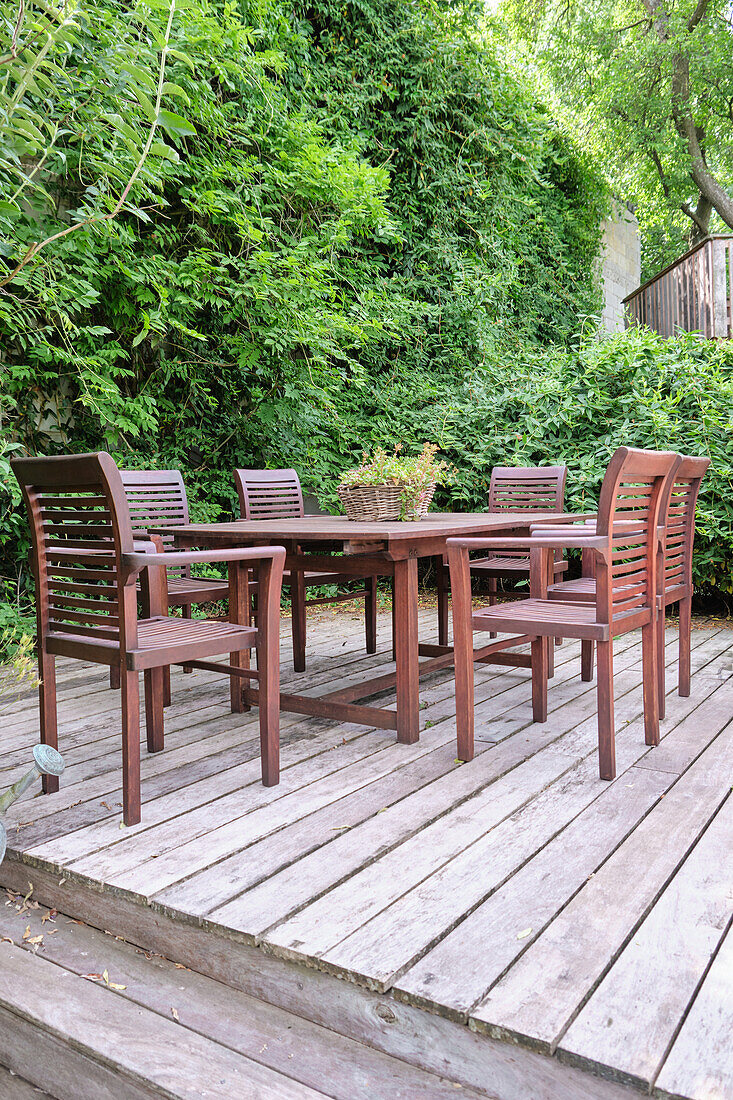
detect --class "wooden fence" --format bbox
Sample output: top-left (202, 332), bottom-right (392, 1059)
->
top-left (623, 235), bottom-right (733, 339)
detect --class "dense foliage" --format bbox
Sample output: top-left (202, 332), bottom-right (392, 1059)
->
top-left (1, 0), bottom-right (610, 653)
top-left (501, 0), bottom-right (733, 276)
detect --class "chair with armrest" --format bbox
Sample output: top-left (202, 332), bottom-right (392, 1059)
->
top-left (109, 469), bottom-right (232, 695)
top-left (12, 452), bottom-right (285, 826)
top-left (236, 468), bottom-right (382, 672)
top-left (448, 447), bottom-right (681, 780)
top-left (436, 465), bottom-right (568, 646)
top-left (543, 455), bottom-right (710, 716)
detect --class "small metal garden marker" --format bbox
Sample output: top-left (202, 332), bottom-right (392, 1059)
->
top-left (0, 745), bottom-right (65, 865)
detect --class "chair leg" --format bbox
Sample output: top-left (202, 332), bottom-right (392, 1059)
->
top-left (581, 640), bottom-right (594, 682)
top-left (450, 555), bottom-right (475, 762)
top-left (121, 668), bottom-right (141, 826)
top-left (109, 665), bottom-right (120, 690)
top-left (488, 577), bottom-right (497, 639)
top-left (436, 557), bottom-right (449, 647)
top-left (547, 635), bottom-right (555, 679)
top-left (596, 640), bottom-right (616, 780)
top-left (257, 573), bottom-right (281, 789)
top-left (365, 576), bottom-right (377, 654)
top-left (182, 604), bottom-right (193, 673)
top-left (531, 637), bottom-right (548, 723)
top-left (657, 605), bottom-right (666, 720)
top-left (163, 667), bottom-right (172, 708)
top-left (291, 572), bottom-right (306, 673)
top-left (678, 595), bottom-right (692, 697)
top-left (38, 652), bottom-right (59, 795)
top-left (641, 619), bottom-right (660, 747)
top-left (144, 667), bottom-right (165, 753)
top-left (391, 576), bottom-right (396, 661)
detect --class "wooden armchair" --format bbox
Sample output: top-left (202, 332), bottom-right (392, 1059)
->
top-left (236, 468), bottom-right (380, 672)
top-left (12, 452), bottom-right (285, 827)
top-left (109, 469), bottom-right (231, 694)
top-left (436, 465), bottom-right (568, 645)
top-left (447, 448), bottom-right (681, 780)
top-left (544, 455), bottom-right (710, 716)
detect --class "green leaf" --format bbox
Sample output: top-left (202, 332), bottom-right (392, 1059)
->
top-left (149, 140), bottom-right (179, 162)
top-left (161, 82), bottom-right (190, 105)
top-left (156, 110), bottom-right (196, 137)
top-left (0, 200), bottom-right (21, 218)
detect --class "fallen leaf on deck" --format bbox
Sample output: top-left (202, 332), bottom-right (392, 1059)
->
top-left (82, 973), bottom-right (103, 982)
top-left (1, 936), bottom-right (14, 945)
top-left (41, 909), bottom-right (57, 924)
top-left (516, 927), bottom-right (533, 940)
top-left (171, 1007), bottom-right (180, 1021)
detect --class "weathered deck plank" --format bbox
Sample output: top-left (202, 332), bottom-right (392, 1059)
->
top-left (558, 794), bottom-right (733, 1089)
top-left (654, 924), bottom-right (733, 1100)
top-left (0, 612), bottom-right (729, 1100)
top-left (468, 721), bottom-right (733, 1058)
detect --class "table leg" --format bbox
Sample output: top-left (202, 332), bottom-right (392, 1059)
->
top-left (394, 556), bottom-right (419, 744)
top-left (229, 561), bottom-right (250, 713)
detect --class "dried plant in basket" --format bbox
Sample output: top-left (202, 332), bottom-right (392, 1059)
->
top-left (337, 444), bottom-right (451, 521)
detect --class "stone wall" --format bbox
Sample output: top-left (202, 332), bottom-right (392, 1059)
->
top-left (598, 201), bottom-right (641, 333)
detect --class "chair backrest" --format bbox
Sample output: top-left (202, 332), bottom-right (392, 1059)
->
top-left (489, 466), bottom-right (567, 513)
top-left (594, 447), bottom-right (681, 623)
top-left (661, 455), bottom-right (710, 595)
top-left (11, 452), bottom-right (137, 652)
top-left (120, 469), bottom-right (190, 578)
top-left (235, 469), bottom-right (304, 520)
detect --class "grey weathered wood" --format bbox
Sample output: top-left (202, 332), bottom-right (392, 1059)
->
top-left (0, 942), bottom-right (324, 1099)
top-left (0, 901), bottom-right (487, 1100)
top-left (558, 795), bottom-right (733, 1089)
top-left (469, 721), bottom-right (733, 1055)
top-left (394, 764), bottom-right (673, 1015)
top-left (654, 925), bottom-right (733, 1100)
top-left (261, 745), bottom-right (581, 967)
top-left (0, 1064), bottom-right (51, 1099)
top-left (0, 858), bottom-right (638, 1100)
top-left (395, 676), bottom-right (733, 1016)
top-left (1, 617), bottom-right (730, 1100)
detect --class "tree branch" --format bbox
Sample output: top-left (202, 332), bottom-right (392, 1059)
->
top-left (0, 0), bottom-right (178, 290)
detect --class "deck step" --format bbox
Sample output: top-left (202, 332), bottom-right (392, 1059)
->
top-left (0, 894), bottom-right (488, 1100)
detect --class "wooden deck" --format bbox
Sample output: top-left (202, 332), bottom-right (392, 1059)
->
top-left (0, 607), bottom-right (731, 1099)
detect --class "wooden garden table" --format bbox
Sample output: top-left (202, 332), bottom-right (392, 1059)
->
top-left (159, 513), bottom-right (584, 744)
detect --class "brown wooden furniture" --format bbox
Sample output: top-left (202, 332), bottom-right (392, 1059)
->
top-left (447, 448), bottom-right (682, 780)
top-left (544, 455), bottom-right (710, 717)
top-left (12, 452), bottom-right (285, 827)
top-left (235, 468), bottom-right (379, 672)
top-left (436, 466), bottom-right (568, 645)
top-left (109, 469), bottom-right (231, 694)
top-left (158, 510), bottom-right (587, 744)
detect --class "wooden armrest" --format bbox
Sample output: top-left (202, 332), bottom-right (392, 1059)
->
top-left (122, 546), bottom-right (286, 571)
top-left (446, 535), bottom-right (609, 553)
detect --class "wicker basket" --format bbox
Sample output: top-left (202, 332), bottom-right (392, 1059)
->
top-left (337, 481), bottom-right (436, 522)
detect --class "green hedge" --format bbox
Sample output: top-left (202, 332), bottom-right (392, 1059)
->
top-left (3, 328), bottom-right (729, 664)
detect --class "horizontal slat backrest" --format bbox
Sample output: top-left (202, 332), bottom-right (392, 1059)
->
top-left (595, 448), bottom-right (681, 622)
top-left (235, 469), bottom-right (304, 521)
top-left (11, 452), bottom-right (136, 648)
top-left (489, 466), bottom-right (567, 512)
top-left (663, 456), bottom-right (710, 593)
top-left (490, 465), bottom-right (567, 560)
top-left (120, 469), bottom-right (190, 578)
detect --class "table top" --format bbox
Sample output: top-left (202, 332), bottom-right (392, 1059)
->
top-left (158, 511), bottom-right (589, 545)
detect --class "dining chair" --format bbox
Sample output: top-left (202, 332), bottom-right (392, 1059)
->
top-left (12, 452), bottom-right (285, 826)
top-left (447, 447), bottom-right (682, 780)
top-left (235, 468), bottom-right (380, 672)
top-left (109, 469), bottom-right (232, 696)
top-left (544, 455), bottom-right (710, 717)
top-left (436, 465), bottom-right (568, 646)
